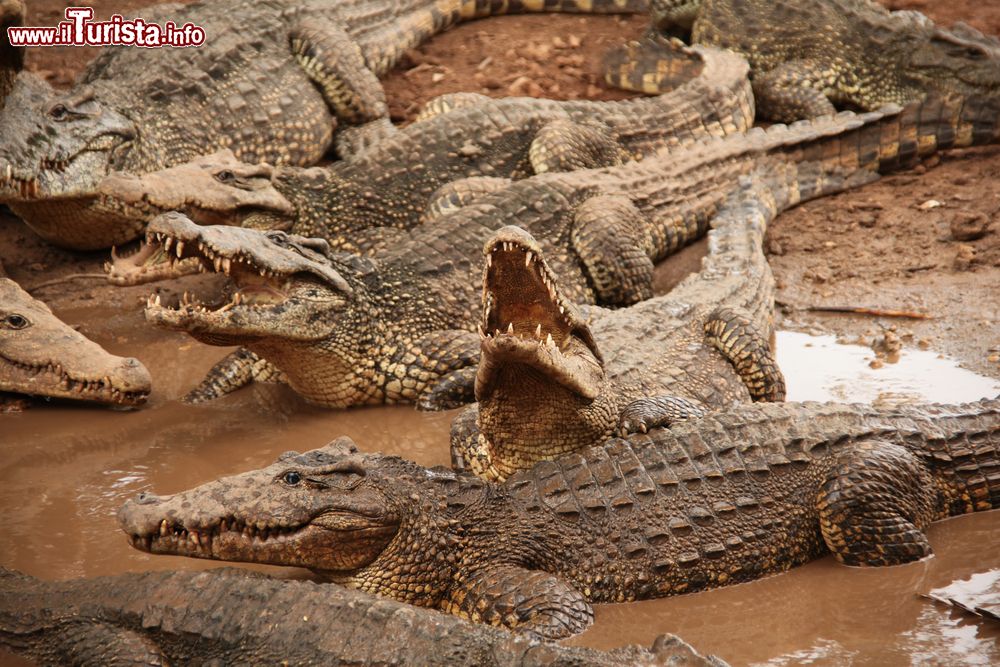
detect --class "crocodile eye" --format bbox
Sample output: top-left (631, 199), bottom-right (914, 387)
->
top-left (215, 170), bottom-right (235, 183)
top-left (48, 104), bottom-right (69, 121)
top-left (282, 471), bottom-right (302, 486)
top-left (2, 314), bottom-right (29, 329)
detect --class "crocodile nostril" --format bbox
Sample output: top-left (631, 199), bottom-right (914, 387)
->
top-left (136, 492), bottom-right (160, 505)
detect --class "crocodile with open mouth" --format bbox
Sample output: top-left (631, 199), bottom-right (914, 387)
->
top-left (0, 0), bottom-right (647, 251)
top-left (139, 93), bottom-right (1000, 409)
top-left (627, 0), bottom-right (1000, 122)
top-left (102, 40), bottom-right (754, 285)
top-left (450, 182), bottom-right (787, 480)
top-left (0, 264), bottom-right (151, 408)
top-left (0, 567), bottom-right (725, 666)
top-left (119, 396), bottom-right (1000, 638)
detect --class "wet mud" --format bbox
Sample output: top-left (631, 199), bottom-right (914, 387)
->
top-left (2, 0), bottom-right (1000, 665)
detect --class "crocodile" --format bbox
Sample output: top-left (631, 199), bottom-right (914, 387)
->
top-left (102, 39), bottom-right (754, 285)
top-left (0, 263), bottom-right (152, 407)
top-left (0, 568), bottom-right (726, 666)
top-left (0, 0), bottom-right (647, 251)
top-left (449, 168), bottom-right (791, 480)
top-left (139, 93), bottom-right (1000, 409)
top-left (0, 0), bottom-right (23, 109)
top-left (626, 0), bottom-right (1000, 122)
top-left (119, 397), bottom-right (1000, 638)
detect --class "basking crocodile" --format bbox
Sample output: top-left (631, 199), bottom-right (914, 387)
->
top-left (0, 0), bottom-right (646, 251)
top-left (0, 568), bottom-right (724, 666)
top-left (103, 40), bottom-right (754, 284)
top-left (0, 264), bottom-right (151, 407)
top-left (119, 397), bottom-right (1000, 638)
top-left (139, 93), bottom-right (1000, 409)
top-left (450, 175), bottom-right (790, 480)
top-left (624, 0), bottom-right (1000, 122)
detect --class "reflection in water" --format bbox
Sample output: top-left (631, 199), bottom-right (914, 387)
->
top-left (1, 308), bottom-right (999, 665)
top-left (776, 331), bottom-right (1000, 404)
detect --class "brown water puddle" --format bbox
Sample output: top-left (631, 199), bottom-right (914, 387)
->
top-left (2, 303), bottom-right (999, 665)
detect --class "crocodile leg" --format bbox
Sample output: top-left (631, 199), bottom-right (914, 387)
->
top-left (288, 22), bottom-right (389, 127)
top-left (423, 177), bottom-right (513, 223)
top-left (529, 120), bottom-right (628, 173)
top-left (446, 566), bottom-right (593, 640)
top-left (333, 118), bottom-right (398, 159)
top-left (617, 395), bottom-right (708, 436)
top-left (751, 60), bottom-right (840, 123)
top-left (398, 330), bottom-right (480, 408)
top-left (449, 404), bottom-right (480, 473)
top-left (703, 307), bottom-right (786, 402)
top-left (817, 440), bottom-right (938, 567)
top-left (570, 194), bottom-right (654, 306)
top-left (183, 348), bottom-right (287, 404)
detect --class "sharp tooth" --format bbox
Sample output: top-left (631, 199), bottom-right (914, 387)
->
top-left (507, 322), bottom-right (514, 334)
top-left (525, 251), bottom-right (533, 266)
top-left (222, 258), bottom-right (231, 274)
top-left (110, 246), bottom-right (119, 260)
top-left (163, 237), bottom-right (173, 253)
top-left (535, 323), bottom-right (542, 338)
top-left (494, 329), bottom-right (500, 337)
top-left (477, 324), bottom-right (485, 339)
top-left (175, 240), bottom-right (184, 257)
top-left (189, 531), bottom-right (200, 546)
top-left (220, 519), bottom-right (228, 533)
top-left (154, 294), bottom-right (161, 307)
top-left (485, 253), bottom-right (492, 268)
top-left (546, 333), bottom-right (554, 347)
top-left (233, 292), bottom-right (242, 305)
top-left (559, 305), bottom-right (565, 315)
top-left (213, 257), bottom-right (222, 272)
top-left (160, 520), bottom-right (168, 536)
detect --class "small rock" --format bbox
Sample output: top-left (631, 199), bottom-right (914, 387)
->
top-left (989, 354), bottom-right (1000, 364)
top-left (917, 338), bottom-right (931, 350)
top-left (857, 212), bottom-right (878, 228)
top-left (954, 243), bottom-right (976, 270)
top-left (869, 358), bottom-right (884, 369)
top-left (568, 34), bottom-right (582, 48)
top-left (949, 211), bottom-right (990, 242)
top-left (918, 199), bottom-right (943, 210)
top-left (431, 72), bottom-right (445, 83)
top-left (766, 238), bottom-right (785, 256)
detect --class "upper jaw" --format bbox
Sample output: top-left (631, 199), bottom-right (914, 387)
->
top-left (476, 227), bottom-right (604, 399)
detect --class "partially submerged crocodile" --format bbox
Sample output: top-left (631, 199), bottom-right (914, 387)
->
top-left (0, 567), bottom-right (725, 666)
top-left (451, 172), bottom-right (790, 480)
top-left (0, 0), bottom-right (646, 250)
top-left (141, 93), bottom-right (1000, 408)
top-left (629, 0), bottom-right (1000, 121)
top-left (0, 264), bottom-right (151, 407)
top-left (104, 40), bottom-right (754, 284)
top-left (120, 397), bottom-right (1000, 638)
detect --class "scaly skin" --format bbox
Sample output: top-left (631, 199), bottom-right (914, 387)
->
top-left (0, 265), bottom-right (151, 407)
top-left (142, 94), bottom-right (1000, 409)
top-left (0, 568), bottom-right (725, 666)
top-left (0, 0), bottom-right (647, 251)
top-left (450, 163), bottom-right (794, 480)
top-left (119, 398), bottom-right (1000, 638)
top-left (102, 41), bottom-right (754, 285)
top-left (638, 0), bottom-right (1000, 122)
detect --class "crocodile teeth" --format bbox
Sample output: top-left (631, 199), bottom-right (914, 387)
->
top-left (213, 257), bottom-right (222, 272)
top-left (477, 324), bottom-right (486, 339)
top-left (546, 333), bottom-right (555, 347)
top-left (175, 240), bottom-right (184, 258)
top-left (160, 519), bottom-right (168, 536)
top-left (163, 237), bottom-right (173, 253)
top-left (507, 322), bottom-right (514, 334)
top-left (535, 324), bottom-right (542, 338)
top-left (222, 258), bottom-right (232, 275)
top-left (485, 253), bottom-right (492, 268)
top-left (525, 251), bottom-right (533, 267)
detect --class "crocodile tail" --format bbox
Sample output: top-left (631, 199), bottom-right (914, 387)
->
top-left (785, 94), bottom-right (1000, 177)
top-left (602, 36), bottom-right (705, 94)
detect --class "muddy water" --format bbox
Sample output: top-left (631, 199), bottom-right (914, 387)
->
top-left (2, 303), bottom-right (999, 665)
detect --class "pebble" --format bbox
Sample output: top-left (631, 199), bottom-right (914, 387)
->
top-left (949, 211), bottom-right (990, 242)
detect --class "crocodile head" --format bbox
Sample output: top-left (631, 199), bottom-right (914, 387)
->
top-left (0, 277), bottom-right (151, 406)
top-left (102, 151), bottom-right (296, 285)
top-left (118, 438), bottom-right (462, 597)
top-left (472, 227), bottom-right (613, 480)
top-left (0, 72), bottom-right (140, 249)
top-left (898, 18), bottom-right (1000, 95)
top-left (141, 213), bottom-right (383, 407)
